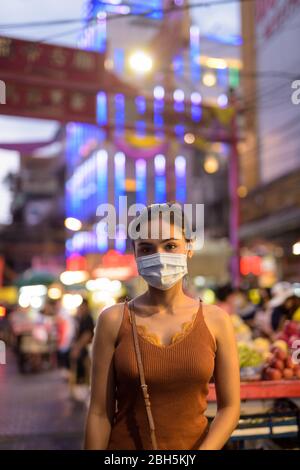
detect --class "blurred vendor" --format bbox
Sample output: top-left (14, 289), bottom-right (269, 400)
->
top-left (70, 299), bottom-right (95, 384)
top-left (269, 282), bottom-right (298, 332)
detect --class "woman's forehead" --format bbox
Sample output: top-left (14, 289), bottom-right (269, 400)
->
top-left (137, 218), bottom-right (184, 242)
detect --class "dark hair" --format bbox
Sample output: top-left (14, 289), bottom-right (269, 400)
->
top-left (215, 284), bottom-right (234, 302)
top-left (128, 201), bottom-right (194, 246)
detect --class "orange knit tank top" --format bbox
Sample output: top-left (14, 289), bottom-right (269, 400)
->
top-left (107, 299), bottom-right (216, 450)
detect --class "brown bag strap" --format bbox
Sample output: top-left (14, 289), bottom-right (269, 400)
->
top-left (127, 299), bottom-right (158, 450)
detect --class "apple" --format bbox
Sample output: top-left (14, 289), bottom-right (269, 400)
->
top-left (288, 335), bottom-right (300, 348)
top-left (276, 333), bottom-right (289, 343)
top-left (285, 356), bottom-right (295, 369)
top-left (270, 346), bottom-right (280, 355)
top-left (294, 367), bottom-right (300, 379)
top-left (284, 321), bottom-right (299, 337)
top-left (264, 353), bottom-right (273, 364)
top-left (275, 350), bottom-right (288, 361)
top-left (270, 358), bottom-right (285, 370)
top-left (282, 368), bottom-right (294, 380)
top-left (265, 367), bottom-right (283, 381)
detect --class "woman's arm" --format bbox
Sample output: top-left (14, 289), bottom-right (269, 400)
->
top-left (84, 305), bottom-right (122, 450)
top-left (199, 306), bottom-right (240, 450)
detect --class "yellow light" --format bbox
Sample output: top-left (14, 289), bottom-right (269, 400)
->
top-left (293, 241), bottom-right (300, 255)
top-left (110, 280), bottom-right (122, 293)
top-left (60, 271), bottom-right (89, 286)
top-left (249, 289), bottom-right (261, 305)
top-left (86, 278), bottom-right (111, 291)
top-left (125, 179), bottom-right (136, 191)
top-left (202, 71), bottom-right (216, 87)
top-left (203, 155), bottom-right (219, 174)
top-left (0, 306), bottom-right (6, 317)
top-left (198, 55), bottom-right (242, 70)
top-left (64, 217), bottom-right (82, 231)
top-left (202, 289), bottom-right (216, 304)
top-left (184, 133), bottom-right (195, 145)
top-left (237, 185), bottom-right (248, 198)
top-left (206, 57), bottom-right (227, 69)
top-left (48, 287), bottom-right (62, 300)
top-left (30, 296), bottom-right (43, 309)
top-left (62, 294), bottom-right (83, 312)
top-left (18, 293), bottom-right (30, 308)
top-left (20, 285), bottom-right (47, 296)
top-left (129, 51), bottom-right (153, 74)
top-left (92, 291), bottom-right (116, 305)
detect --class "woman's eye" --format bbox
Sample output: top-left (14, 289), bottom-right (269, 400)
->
top-left (165, 243), bottom-right (177, 250)
top-left (140, 247), bottom-right (151, 254)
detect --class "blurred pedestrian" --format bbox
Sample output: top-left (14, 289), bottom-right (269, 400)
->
top-left (70, 299), bottom-right (94, 400)
top-left (56, 299), bottom-right (76, 376)
top-left (215, 284), bottom-right (235, 315)
top-left (252, 288), bottom-right (273, 338)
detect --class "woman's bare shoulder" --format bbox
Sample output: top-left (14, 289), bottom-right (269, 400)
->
top-left (202, 303), bottom-right (234, 335)
top-left (95, 302), bottom-right (126, 343)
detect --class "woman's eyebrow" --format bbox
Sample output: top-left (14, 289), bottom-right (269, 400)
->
top-left (160, 237), bottom-right (178, 243)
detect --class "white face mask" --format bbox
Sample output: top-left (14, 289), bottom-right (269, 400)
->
top-left (136, 251), bottom-right (188, 290)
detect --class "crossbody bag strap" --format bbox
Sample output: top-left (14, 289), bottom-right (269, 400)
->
top-left (127, 299), bottom-right (158, 450)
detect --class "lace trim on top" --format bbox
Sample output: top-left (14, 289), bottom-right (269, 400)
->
top-left (130, 312), bottom-right (198, 347)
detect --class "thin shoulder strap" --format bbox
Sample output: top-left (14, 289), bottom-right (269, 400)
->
top-left (127, 298), bottom-right (158, 450)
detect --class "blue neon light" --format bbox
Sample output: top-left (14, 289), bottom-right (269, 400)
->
top-left (135, 96), bottom-right (146, 115)
top-left (135, 120), bottom-right (146, 137)
top-left (174, 124), bottom-right (185, 139)
top-left (114, 48), bottom-right (125, 74)
top-left (191, 104), bottom-right (202, 122)
top-left (97, 91), bottom-right (107, 125)
top-left (173, 53), bottom-right (184, 79)
top-left (175, 155), bottom-right (186, 202)
top-left (154, 154), bottom-right (166, 203)
top-left (115, 94), bottom-right (125, 135)
top-left (135, 96), bottom-right (146, 135)
top-left (114, 152), bottom-right (126, 252)
top-left (205, 33), bottom-right (242, 46)
top-left (154, 95), bottom-right (164, 137)
top-left (128, 0), bottom-right (163, 20)
top-left (66, 123), bottom-right (105, 224)
top-left (96, 149), bottom-right (108, 252)
top-left (115, 225), bottom-right (126, 253)
top-left (217, 68), bottom-right (228, 87)
top-left (136, 159), bottom-right (147, 205)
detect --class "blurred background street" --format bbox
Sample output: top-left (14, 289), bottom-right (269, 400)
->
top-left (0, 350), bottom-right (85, 450)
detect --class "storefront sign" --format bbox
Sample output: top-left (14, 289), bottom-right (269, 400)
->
top-left (2, 79), bottom-right (97, 123)
top-left (0, 36), bottom-right (105, 90)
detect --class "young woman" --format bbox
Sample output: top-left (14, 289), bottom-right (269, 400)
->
top-left (84, 203), bottom-right (240, 450)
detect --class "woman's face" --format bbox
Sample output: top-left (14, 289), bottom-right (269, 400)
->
top-left (134, 217), bottom-right (193, 259)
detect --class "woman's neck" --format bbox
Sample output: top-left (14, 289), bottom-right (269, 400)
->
top-left (144, 283), bottom-right (190, 309)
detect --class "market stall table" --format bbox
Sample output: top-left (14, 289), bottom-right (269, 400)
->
top-left (207, 380), bottom-right (300, 445)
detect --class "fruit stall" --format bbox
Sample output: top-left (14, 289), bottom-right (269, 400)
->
top-left (231, 314), bottom-right (300, 382)
top-left (206, 314), bottom-right (300, 447)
